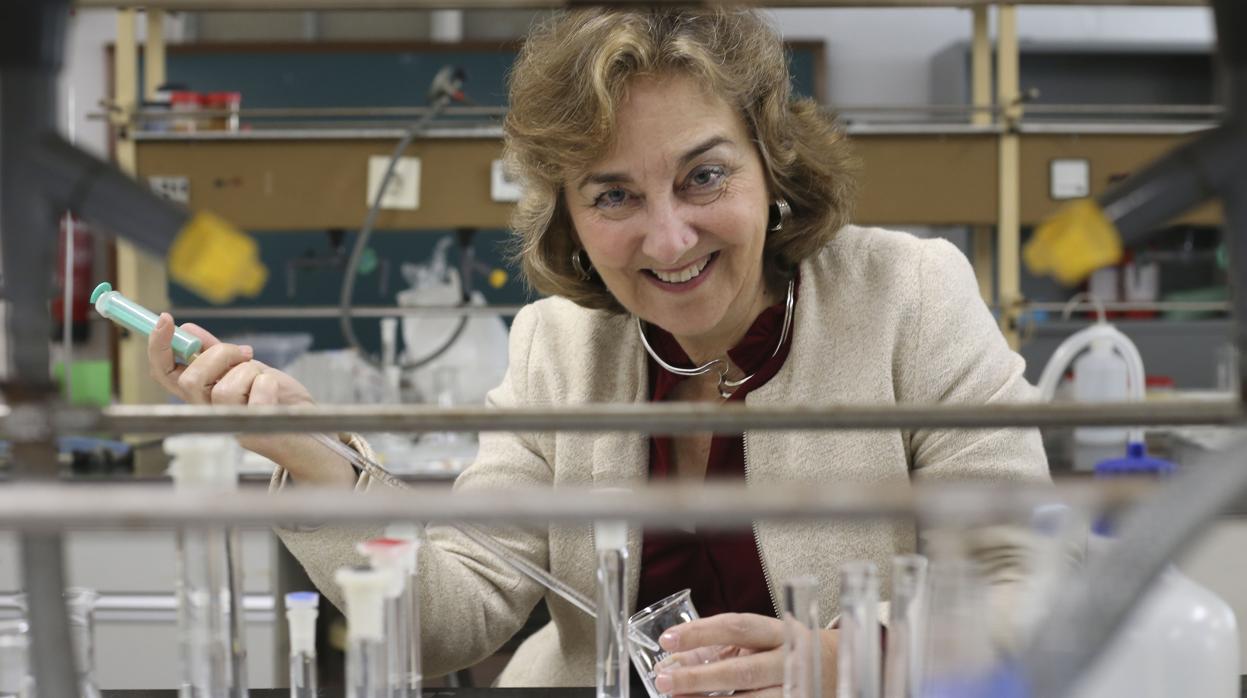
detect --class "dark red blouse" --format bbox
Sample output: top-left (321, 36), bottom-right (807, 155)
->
top-left (636, 277), bottom-right (798, 619)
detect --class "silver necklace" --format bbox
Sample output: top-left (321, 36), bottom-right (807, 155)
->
top-left (636, 279), bottom-right (795, 399)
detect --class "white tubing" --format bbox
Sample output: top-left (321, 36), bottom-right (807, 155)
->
top-left (1036, 323), bottom-right (1146, 444)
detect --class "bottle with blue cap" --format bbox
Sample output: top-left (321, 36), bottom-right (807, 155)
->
top-left (1065, 451), bottom-right (1240, 698)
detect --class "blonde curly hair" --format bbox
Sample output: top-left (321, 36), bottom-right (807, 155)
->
top-left (504, 7), bottom-right (859, 312)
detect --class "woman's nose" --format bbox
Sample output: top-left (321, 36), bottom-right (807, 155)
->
top-left (640, 200), bottom-right (697, 267)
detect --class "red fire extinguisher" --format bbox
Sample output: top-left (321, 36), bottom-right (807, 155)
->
top-left (52, 213), bottom-right (94, 342)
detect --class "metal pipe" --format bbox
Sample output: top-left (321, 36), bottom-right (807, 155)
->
top-left (0, 480), bottom-right (1151, 530)
top-left (4, 400), bottom-right (1240, 437)
top-left (1, 4), bottom-right (85, 698)
top-left (168, 304), bottom-right (526, 319)
top-left (1019, 301), bottom-right (1229, 313)
top-left (71, 0), bottom-right (1212, 9)
top-left (115, 106), bottom-right (510, 120)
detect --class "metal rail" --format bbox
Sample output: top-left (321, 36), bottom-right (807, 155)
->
top-left (4, 401), bottom-right (1240, 438)
top-left (101, 103), bottom-right (1223, 121)
top-left (167, 300), bottom-right (1228, 320)
top-left (74, 0), bottom-right (1212, 8)
top-left (168, 304), bottom-right (526, 319)
top-left (0, 479), bottom-right (1152, 530)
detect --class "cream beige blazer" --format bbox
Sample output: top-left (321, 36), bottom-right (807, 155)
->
top-left (273, 225), bottom-right (1051, 687)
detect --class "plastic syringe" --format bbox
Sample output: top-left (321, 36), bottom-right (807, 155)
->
top-left (91, 281), bottom-right (203, 364)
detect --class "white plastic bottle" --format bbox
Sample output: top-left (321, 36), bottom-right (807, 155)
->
top-left (1072, 339), bottom-right (1130, 447)
top-left (1069, 536), bottom-right (1239, 698)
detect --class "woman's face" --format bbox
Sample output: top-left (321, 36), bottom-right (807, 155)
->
top-left (564, 74), bottom-right (773, 355)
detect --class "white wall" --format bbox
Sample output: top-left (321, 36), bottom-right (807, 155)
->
top-left (60, 6), bottom-right (1218, 131)
top-left (769, 6), bottom-right (1215, 106)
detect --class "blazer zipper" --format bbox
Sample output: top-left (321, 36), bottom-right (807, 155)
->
top-left (742, 431), bottom-right (780, 617)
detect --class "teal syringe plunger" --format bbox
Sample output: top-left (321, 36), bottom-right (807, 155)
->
top-left (91, 282), bottom-right (202, 363)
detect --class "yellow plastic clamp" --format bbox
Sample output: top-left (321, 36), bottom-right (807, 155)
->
top-left (167, 211), bottom-right (268, 304)
top-left (1023, 198), bottom-right (1124, 286)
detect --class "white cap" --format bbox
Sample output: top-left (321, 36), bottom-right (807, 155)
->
top-left (284, 591), bottom-right (320, 656)
top-left (356, 538), bottom-right (413, 597)
top-left (335, 566), bottom-right (389, 641)
top-left (384, 523), bottom-right (423, 571)
top-left (593, 488), bottom-right (630, 552)
top-left (165, 435), bottom-right (240, 492)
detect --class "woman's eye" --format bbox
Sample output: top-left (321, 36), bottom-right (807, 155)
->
top-left (685, 166), bottom-right (727, 191)
top-left (594, 188), bottom-right (631, 209)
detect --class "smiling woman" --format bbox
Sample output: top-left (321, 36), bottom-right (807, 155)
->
top-left (142, 6), bottom-right (1053, 696)
top-left (505, 9), bottom-right (858, 318)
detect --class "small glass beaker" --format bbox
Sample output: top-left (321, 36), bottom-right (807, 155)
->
top-left (628, 590), bottom-right (735, 698)
top-left (0, 620), bottom-right (31, 698)
top-left (7, 589), bottom-right (100, 698)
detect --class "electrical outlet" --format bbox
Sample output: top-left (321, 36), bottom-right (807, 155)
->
top-left (148, 176), bottom-right (190, 204)
top-left (367, 156), bottom-right (421, 210)
top-left (491, 159), bottom-right (522, 202)
top-left (1050, 158), bottom-right (1090, 200)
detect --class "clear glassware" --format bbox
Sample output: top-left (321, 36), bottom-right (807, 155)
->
top-left (781, 576), bottom-right (821, 698)
top-left (66, 588), bottom-right (101, 698)
top-left (595, 520), bottom-right (629, 698)
top-left (10, 588), bottom-right (101, 698)
top-left (336, 566), bottom-right (390, 698)
top-left (167, 435), bottom-right (249, 698)
top-left (837, 562), bottom-right (880, 698)
top-left (627, 589), bottom-right (733, 698)
top-left (0, 620), bottom-right (31, 698)
top-left (285, 592), bottom-right (319, 698)
top-left (883, 556), bottom-right (927, 698)
top-left (919, 559), bottom-right (996, 697)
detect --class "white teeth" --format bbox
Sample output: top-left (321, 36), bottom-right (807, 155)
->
top-left (653, 255), bottom-right (711, 284)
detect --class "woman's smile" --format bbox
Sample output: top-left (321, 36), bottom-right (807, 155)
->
top-left (643, 251), bottom-right (720, 292)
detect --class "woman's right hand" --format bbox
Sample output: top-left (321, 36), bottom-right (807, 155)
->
top-left (147, 313), bottom-right (356, 486)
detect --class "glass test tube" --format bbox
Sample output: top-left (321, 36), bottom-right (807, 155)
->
top-left (384, 526), bottom-right (422, 698)
top-left (285, 592), bottom-right (319, 698)
top-left (594, 519), bottom-right (629, 698)
top-left (168, 435), bottom-right (249, 698)
top-left (66, 588), bottom-right (102, 698)
top-left (919, 559), bottom-right (995, 697)
top-left (336, 566), bottom-right (391, 698)
top-left (0, 620), bottom-right (30, 698)
top-left (358, 538), bottom-right (417, 698)
top-left (882, 556), bottom-right (927, 698)
top-left (781, 576), bottom-right (821, 698)
top-left (837, 562), bottom-right (880, 698)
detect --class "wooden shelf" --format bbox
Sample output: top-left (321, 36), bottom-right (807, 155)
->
top-left (134, 125), bottom-right (1222, 230)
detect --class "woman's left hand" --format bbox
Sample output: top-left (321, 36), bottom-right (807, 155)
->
top-left (653, 613), bottom-right (838, 698)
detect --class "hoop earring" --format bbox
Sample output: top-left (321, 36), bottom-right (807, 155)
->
top-left (571, 248), bottom-right (594, 281)
top-left (768, 198), bottom-right (792, 232)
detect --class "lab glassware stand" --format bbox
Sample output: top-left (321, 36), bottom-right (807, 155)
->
top-left (0, 3), bottom-right (1245, 698)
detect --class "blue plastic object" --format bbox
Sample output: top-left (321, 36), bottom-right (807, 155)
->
top-left (922, 662), bottom-right (1030, 698)
top-left (1093, 442), bottom-right (1178, 534)
top-left (1093, 441), bottom-right (1177, 478)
